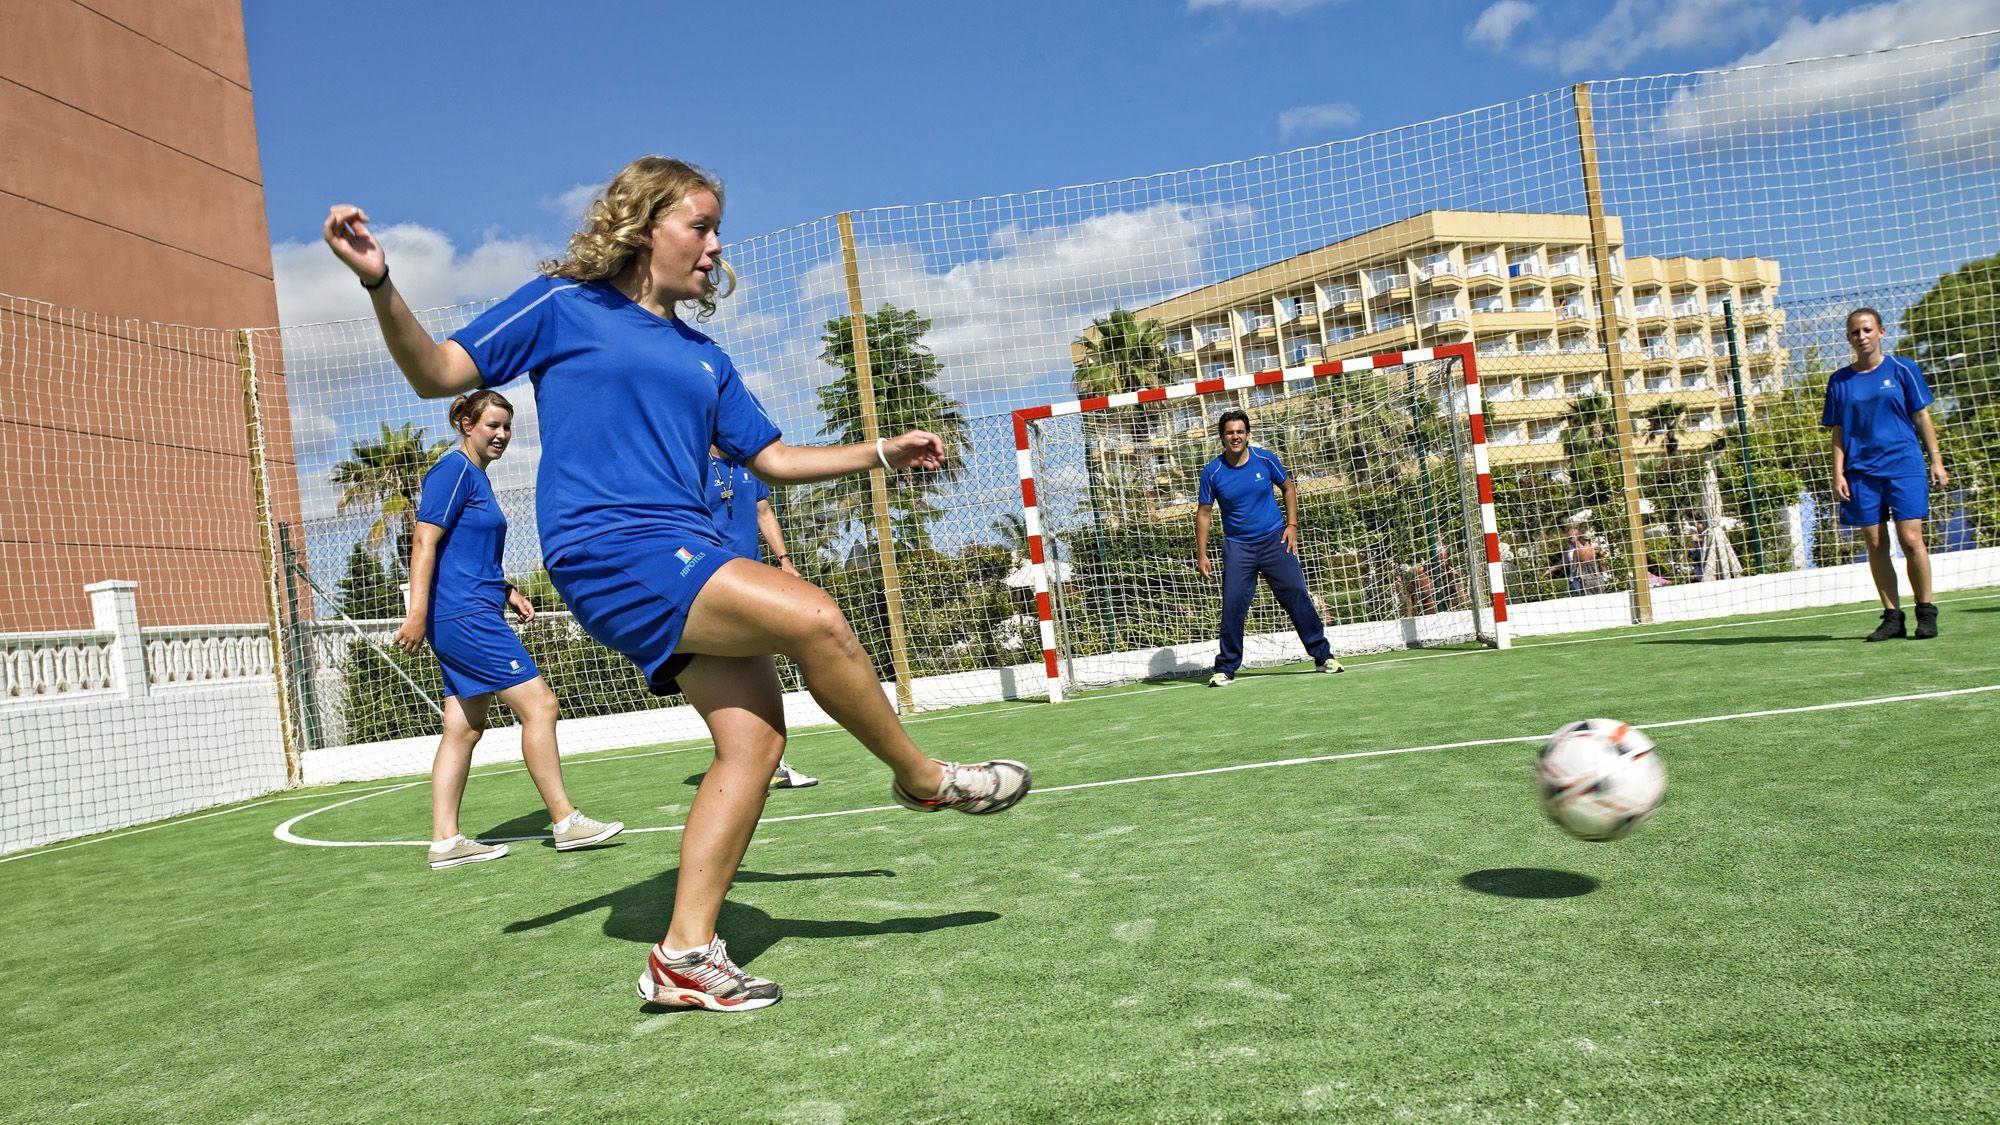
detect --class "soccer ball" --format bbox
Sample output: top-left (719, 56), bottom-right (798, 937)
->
top-left (1537, 719), bottom-right (1665, 842)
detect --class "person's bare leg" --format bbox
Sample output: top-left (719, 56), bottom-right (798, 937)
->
top-left (495, 676), bottom-right (574, 823)
top-left (1896, 518), bottom-right (1933, 603)
top-left (1862, 523), bottom-right (1899, 609)
top-left (430, 695), bottom-right (488, 840)
top-left (682, 560), bottom-right (942, 798)
top-left (663, 653), bottom-right (784, 952)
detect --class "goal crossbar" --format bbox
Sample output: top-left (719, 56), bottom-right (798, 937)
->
top-left (1012, 341), bottom-right (1511, 703)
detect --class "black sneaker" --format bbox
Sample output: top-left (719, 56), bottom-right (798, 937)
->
top-left (1913, 602), bottom-right (1939, 640)
top-left (1864, 608), bottom-right (1906, 642)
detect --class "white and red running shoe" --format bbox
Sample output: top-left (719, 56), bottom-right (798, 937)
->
top-left (637, 936), bottom-right (781, 1012)
top-left (891, 758), bottom-right (1031, 816)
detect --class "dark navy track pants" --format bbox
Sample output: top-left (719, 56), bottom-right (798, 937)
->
top-left (1216, 531), bottom-right (1332, 675)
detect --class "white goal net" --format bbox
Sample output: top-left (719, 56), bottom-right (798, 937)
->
top-left (1016, 346), bottom-right (1508, 702)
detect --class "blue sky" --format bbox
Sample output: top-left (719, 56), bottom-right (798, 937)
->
top-left (247, 1), bottom-right (2000, 582)
top-left (249, 0), bottom-right (1991, 325)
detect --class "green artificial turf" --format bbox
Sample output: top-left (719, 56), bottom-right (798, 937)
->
top-left (4, 593), bottom-right (1998, 1122)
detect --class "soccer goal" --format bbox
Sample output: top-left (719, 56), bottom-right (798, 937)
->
top-left (1014, 343), bottom-right (1509, 703)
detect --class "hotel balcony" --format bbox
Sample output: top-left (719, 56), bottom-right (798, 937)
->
top-left (1548, 259), bottom-right (1588, 283)
top-left (1418, 260), bottom-right (1462, 287)
top-left (1242, 312), bottom-right (1277, 338)
top-left (1556, 304), bottom-right (1591, 322)
top-left (1200, 324), bottom-right (1233, 348)
top-left (1634, 302), bottom-right (1668, 324)
top-left (1466, 260), bottom-right (1504, 286)
top-left (1424, 306), bottom-right (1467, 326)
top-left (1323, 285), bottom-right (1363, 309)
top-left (1368, 273), bottom-right (1412, 297)
top-left (1672, 301), bottom-right (1704, 319)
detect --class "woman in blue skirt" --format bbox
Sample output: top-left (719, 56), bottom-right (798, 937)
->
top-left (396, 390), bottom-right (623, 870)
top-left (329, 156), bottom-right (1029, 1010)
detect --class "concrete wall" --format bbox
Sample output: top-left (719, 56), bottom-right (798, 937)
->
top-left (0, 0), bottom-right (300, 632)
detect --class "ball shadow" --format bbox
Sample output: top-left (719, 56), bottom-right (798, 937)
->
top-left (1459, 867), bottom-right (1599, 899)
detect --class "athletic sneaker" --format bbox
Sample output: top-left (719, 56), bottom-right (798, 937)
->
top-left (1864, 608), bottom-right (1907, 642)
top-left (891, 758), bottom-right (1031, 816)
top-left (1208, 672), bottom-right (1234, 687)
top-left (1316, 659), bottom-right (1345, 674)
top-left (637, 936), bottom-right (781, 1012)
top-left (1914, 602), bottom-right (1939, 640)
top-left (550, 809), bottom-right (624, 851)
top-left (427, 835), bottom-right (507, 870)
top-left (770, 762), bottom-right (819, 790)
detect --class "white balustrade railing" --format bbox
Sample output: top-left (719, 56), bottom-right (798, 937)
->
top-left (1, 630), bottom-right (118, 700)
top-left (142, 625), bottom-right (274, 687)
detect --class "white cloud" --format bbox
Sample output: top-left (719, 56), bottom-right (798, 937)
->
top-left (1465, 1), bottom-right (1537, 51)
top-left (793, 202), bottom-right (1250, 412)
top-left (1468, 0), bottom-right (1793, 72)
top-left (1187, 0), bottom-right (1343, 13)
top-left (1652, 1), bottom-right (2000, 142)
top-left (1276, 102), bottom-right (1361, 139)
top-left (271, 223), bottom-right (553, 327)
top-left (542, 181), bottom-right (605, 223)
top-left (1905, 63), bottom-right (2000, 165)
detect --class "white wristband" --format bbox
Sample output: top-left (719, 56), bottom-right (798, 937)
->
top-left (876, 437), bottom-right (893, 472)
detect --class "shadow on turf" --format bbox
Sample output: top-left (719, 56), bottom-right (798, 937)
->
top-left (475, 808), bottom-right (630, 849)
top-left (1638, 634), bottom-right (1836, 646)
top-left (1459, 868), bottom-right (1598, 899)
top-left (503, 866), bottom-right (1000, 967)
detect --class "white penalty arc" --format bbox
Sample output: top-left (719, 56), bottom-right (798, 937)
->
top-left (271, 681), bottom-right (2000, 850)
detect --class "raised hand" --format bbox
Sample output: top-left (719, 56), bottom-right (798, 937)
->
top-left (883, 430), bottom-right (947, 472)
top-left (324, 204), bottom-right (387, 286)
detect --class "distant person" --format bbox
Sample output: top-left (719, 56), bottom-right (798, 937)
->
top-left (706, 446), bottom-right (814, 790)
top-left (1194, 410), bottom-right (1342, 686)
top-left (1545, 524), bottom-right (1606, 596)
top-left (1822, 307), bottom-right (1949, 640)
top-left (396, 390), bottom-right (623, 869)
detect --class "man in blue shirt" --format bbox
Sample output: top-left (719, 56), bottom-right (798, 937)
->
top-left (1821, 308), bottom-right (1950, 641)
top-left (1196, 410), bottom-right (1342, 685)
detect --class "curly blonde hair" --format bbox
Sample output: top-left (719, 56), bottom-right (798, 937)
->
top-left (541, 156), bottom-right (735, 320)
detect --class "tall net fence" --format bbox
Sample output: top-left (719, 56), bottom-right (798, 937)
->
top-left (8, 33), bottom-right (2000, 851)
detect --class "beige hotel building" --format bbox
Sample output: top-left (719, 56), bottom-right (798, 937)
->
top-left (1095, 210), bottom-right (1786, 473)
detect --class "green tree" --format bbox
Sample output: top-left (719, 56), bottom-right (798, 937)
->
top-left (812, 304), bottom-right (970, 549)
top-left (1072, 308), bottom-right (1172, 398)
top-left (335, 542), bottom-right (403, 619)
top-left (1902, 253), bottom-right (2000, 404)
top-left (1640, 401), bottom-right (1690, 458)
top-left (332, 422), bottom-right (450, 564)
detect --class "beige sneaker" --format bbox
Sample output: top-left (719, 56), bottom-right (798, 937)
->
top-left (427, 834), bottom-right (507, 870)
top-left (551, 809), bottom-right (624, 851)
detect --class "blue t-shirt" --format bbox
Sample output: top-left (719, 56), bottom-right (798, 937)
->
top-left (415, 449), bottom-right (509, 623)
top-left (448, 277), bottom-right (783, 561)
top-left (1821, 354), bottom-right (1933, 478)
top-left (706, 452), bottom-right (770, 561)
top-left (1198, 447), bottom-right (1289, 542)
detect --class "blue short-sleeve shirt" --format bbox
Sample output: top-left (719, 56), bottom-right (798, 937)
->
top-left (706, 452), bottom-right (771, 561)
top-left (415, 449), bottom-right (509, 623)
top-left (448, 277), bottom-right (782, 560)
top-left (1198, 447), bottom-right (1289, 542)
top-left (1821, 354), bottom-right (1933, 478)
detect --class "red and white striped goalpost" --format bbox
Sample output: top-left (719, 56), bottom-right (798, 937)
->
top-left (1012, 342), bottom-right (1511, 704)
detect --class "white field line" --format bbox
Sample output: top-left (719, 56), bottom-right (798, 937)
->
top-left (274, 681), bottom-right (2000, 849)
top-left (11, 588), bottom-right (1997, 865)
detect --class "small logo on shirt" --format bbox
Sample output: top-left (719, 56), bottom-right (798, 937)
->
top-left (701, 361), bottom-right (714, 373)
top-left (1255, 472), bottom-right (1264, 481)
top-left (676, 546), bottom-right (706, 576)
top-left (510, 659), bottom-right (521, 671)
top-left (1882, 378), bottom-right (1894, 388)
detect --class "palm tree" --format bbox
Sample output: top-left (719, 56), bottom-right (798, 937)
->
top-left (332, 422), bottom-right (449, 564)
top-left (991, 511), bottom-right (1028, 561)
top-left (1072, 308), bottom-right (1171, 399)
top-left (1641, 400), bottom-right (1690, 457)
top-left (1560, 392), bottom-right (1618, 463)
top-left (813, 304), bottom-right (970, 551)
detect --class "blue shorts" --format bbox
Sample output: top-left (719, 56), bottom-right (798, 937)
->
top-left (429, 612), bottom-right (539, 700)
top-left (547, 526), bottom-right (732, 696)
top-left (1840, 470), bottom-right (1929, 526)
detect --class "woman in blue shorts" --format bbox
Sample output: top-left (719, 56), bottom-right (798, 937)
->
top-left (327, 156), bottom-right (1029, 1012)
top-left (1821, 307), bottom-right (1950, 641)
top-left (396, 390), bottom-right (623, 869)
